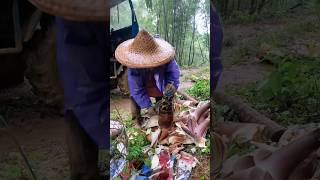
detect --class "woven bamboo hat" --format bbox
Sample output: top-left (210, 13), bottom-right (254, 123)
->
top-left (27, 0), bottom-right (107, 21)
top-left (115, 30), bottom-right (175, 68)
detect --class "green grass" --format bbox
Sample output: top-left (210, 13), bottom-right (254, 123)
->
top-left (223, 12), bottom-right (320, 66)
top-left (226, 141), bottom-right (257, 158)
top-left (1, 164), bottom-right (23, 180)
top-left (110, 115), bottom-right (150, 168)
top-left (0, 152), bottom-right (33, 180)
top-left (28, 151), bottom-right (47, 162)
top-left (229, 52), bottom-right (320, 125)
top-left (187, 79), bottom-right (210, 101)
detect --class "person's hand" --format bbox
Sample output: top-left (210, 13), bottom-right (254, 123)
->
top-left (164, 83), bottom-right (176, 97)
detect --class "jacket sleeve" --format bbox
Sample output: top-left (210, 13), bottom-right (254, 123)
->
top-left (127, 68), bottom-right (152, 109)
top-left (164, 59), bottom-right (180, 91)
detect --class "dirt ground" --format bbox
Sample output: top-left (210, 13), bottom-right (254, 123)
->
top-left (217, 9), bottom-right (320, 92)
top-left (0, 82), bottom-right (69, 180)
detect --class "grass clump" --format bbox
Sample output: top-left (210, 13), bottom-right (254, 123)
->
top-left (233, 52), bottom-right (320, 125)
top-left (187, 79), bottom-right (210, 101)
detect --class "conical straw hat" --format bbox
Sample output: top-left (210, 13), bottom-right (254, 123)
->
top-left (27, 0), bottom-right (107, 21)
top-left (115, 30), bottom-right (175, 68)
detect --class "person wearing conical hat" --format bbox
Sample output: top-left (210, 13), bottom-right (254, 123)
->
top-left (115, 30), bottom-right (180, 127)
top-left (27, 0), bottom-right (108, 179)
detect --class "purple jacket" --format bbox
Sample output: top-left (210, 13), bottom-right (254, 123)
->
top-left (55, 18), bottom-right (108, 149)
top-left (128, 59), bottom-right (180, 109)
top-left (211, 4), bottom-right (224, 92)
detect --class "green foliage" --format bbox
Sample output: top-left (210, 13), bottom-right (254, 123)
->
top-left (216, 0), bottom-right (316, 22)
top-left (124, 121), bottom-right (149, 162)
top-left (200, 176), bottom-right (207, 180)
top-left (138, 0), bottom-right (209, 66)
top-left (213, 104), bottom-right (240, 123)
top-left (257, 53), bottom-right (320, 108)
top-left (110, 117), bottom-right (149, 166)
top-left (144, 0), bottom-right (152, 9)
top-left (187, 79), bottom-right (210, 101)
top-left (111, 0), bottom-right (209, 66)
top-left (1, 164), bottom-right (22, 180)
top-left (227, 11), bottom-right (260, 24)
top-left (0, 155), bottom-right (33, 180)
top-left (314, 0), bottom-right (320, 20)
top-left (201, 138), bottom-right (211, 155)
top-left (234, 52), bottom-right (320, 124)
top-left (286, 21), bottom-right (320, 34)
top-left (110, 1), bottom-right (132, 30)
top-left (98, 151), bottom-right (109, 179)
top-left (226, 141), bottom-right (256, 158)
top-left (28, 152), bottom-right (47, 162)
top-left (184, 137), bottom-right (210, 155)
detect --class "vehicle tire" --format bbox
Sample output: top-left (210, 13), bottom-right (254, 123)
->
top-left (24, 23), bottom-right (64, 108)
top-left (117, 68), bottom-right (130, 96)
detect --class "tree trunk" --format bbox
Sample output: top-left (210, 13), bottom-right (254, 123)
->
top-left (225, 0), bottom-right (229, 17)
top-left (188, 11), bottom-right (196, 66)
top-left (231, 0), bottom-right (236, 14)
top-left (196, 36), bottom-right (208, 64)
top-left (157, 4), bottom-right (160, 34)
top-left (250, 0), bottom-right (256, 14)
top-left (162, 0), bottom-right (168, 40)
top-left (172, 0), bottom-right (177, 45)
top-left (258, 0), bottom-right (267, 13)
top-left (180, 15), bottom-right (188, 65)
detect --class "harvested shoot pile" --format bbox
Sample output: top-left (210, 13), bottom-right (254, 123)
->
top-left (110, 89), bottom-right (210, 179)
top-left (212, 92), bottom-right (320, 180)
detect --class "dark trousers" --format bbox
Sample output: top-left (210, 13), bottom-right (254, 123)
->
top-left (130, 96), bottom-right (162, 121)
top-left (65, 110), bottom-right (99, 180)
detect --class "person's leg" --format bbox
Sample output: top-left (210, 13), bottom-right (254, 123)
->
top-left (65, 110), bottom-right (99, 180)
top-left (56, 18), bottom-right (108, 180)
top-left (130, 96), bottom-right (141, 125)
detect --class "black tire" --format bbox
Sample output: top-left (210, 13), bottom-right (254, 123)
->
top-left (24, 24), bottom-right (63, 108)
